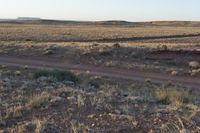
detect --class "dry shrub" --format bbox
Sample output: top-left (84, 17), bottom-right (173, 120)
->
top-left (155, 88), bottom-right (189, 108)
top-left (15, 119), bottom-right (47, 133)
top-left (5, 105), bottom-right (25, 119)
top-left (189, 61), bottom-right (200, 69)
top-left (27, 92), bottom-right (51, 109)
top-left (190, 69), bottom-right (200, 76)
top-left (33, 69), bottom-right (80, 83)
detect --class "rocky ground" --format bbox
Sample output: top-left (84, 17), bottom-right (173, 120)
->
top-left (0, 66), bottom-right (200, 133)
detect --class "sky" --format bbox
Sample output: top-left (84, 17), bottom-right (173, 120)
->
top-left (0, 0), bottom-right (200, 21)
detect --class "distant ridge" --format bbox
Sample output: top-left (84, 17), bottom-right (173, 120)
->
top-left (0, 18), bottom-right (200, 27)
top-left (17, 17), bottom-right (41, 20)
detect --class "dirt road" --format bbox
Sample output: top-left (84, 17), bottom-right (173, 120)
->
top-left (0, 56), bottom-right (199, 89)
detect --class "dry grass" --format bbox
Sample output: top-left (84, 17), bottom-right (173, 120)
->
top-left (1, 24), bottom-right (200, 42)
top-left (7, 118), bottom-right (48, 133)
top-left (77, 94), bottom-right (85, 108)
top-left (1, 68), bottom-right (200, 132)
top-left (5, 105), bottom-right (25, 119)
top-left (33, 69), bottom-right (80, 83)
top-left (1, 23), bottom-right (200, 132)
top-left (70, 120), bottom-right (89, 133)
top-left (27, 92), bottom-right (51, 109)
top-left (155, 87), bottom-right (189, 108)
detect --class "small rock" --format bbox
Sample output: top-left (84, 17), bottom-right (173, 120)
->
top-left (88, 114), bottom-right (95, 118)
top-left (148, 129), bottom-right (154, 133)
top-left (67, 96), bottom-right (76, 103)
top-left (63, 81), bottom-right (75, 87)
top-left (145, 78), bottom-right (151, 83)
top-left (125, 96), bottom-right (141, 101)
top-left (14, 71), bottom-right (21, 76)
top-left (1, 65), bottom-right (6, 69)
top-left (114, 109), bottom-right (121, 115)
top-left (24, 65), bottom-right (29, 70)
top-left (50, 96), bottom-right (63, 104)
top-left (46, 86), bottom-right (54, 90)
top-left (130, 52), bottom-right (138, 58)
top-left (37, 76), bottom-right (48, 82)
top-left (43, 50), bottom-right (55, 55)
top-left (123, 92), bottom-right (129, 97)
top-left (171, 70), bottom-right (178, 76)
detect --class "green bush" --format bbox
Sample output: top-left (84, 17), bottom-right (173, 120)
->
top-left (33, 69), bottom-right (80, 83)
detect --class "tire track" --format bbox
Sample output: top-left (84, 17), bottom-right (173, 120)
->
top-left (0, 56), bottom-right (199, 89)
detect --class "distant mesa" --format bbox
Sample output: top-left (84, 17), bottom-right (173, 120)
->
top-left (17, 17), bottom-right (41, 20)
top-left (0, 18), bottom-right (200, 27)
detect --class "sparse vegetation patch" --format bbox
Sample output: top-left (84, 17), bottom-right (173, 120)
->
top-left (33, 69), bottom-right (80, 83)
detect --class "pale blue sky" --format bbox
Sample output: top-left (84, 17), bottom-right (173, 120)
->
top-left (0, 0), bottom-right (199, 21)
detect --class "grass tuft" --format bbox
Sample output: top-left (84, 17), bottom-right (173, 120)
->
top-left (155, 87), bottom-right (189, 108)
top-left (27, 92), bottom-right (51, 109)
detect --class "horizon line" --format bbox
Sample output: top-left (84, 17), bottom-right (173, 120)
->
top-left (0, 17), bottom-right (200, 23)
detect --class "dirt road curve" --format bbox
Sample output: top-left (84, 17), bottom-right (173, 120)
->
top-left (0, 56), bottom-right (200, 89)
